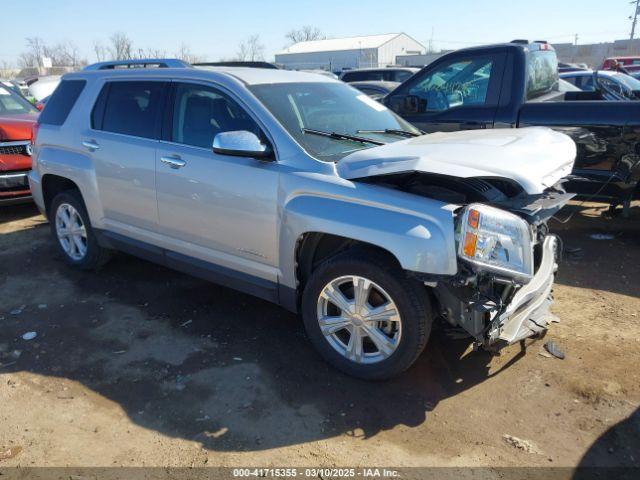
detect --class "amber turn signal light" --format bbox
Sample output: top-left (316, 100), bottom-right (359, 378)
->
top-left (463, 232), bottom-right (477, 257)
top-left (468, 209), bottom-right (480, 229)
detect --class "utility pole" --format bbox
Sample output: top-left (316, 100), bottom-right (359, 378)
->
top-left (574, 33), bottom-right (579, 45)
top-left (630, 0), bottom-right (640, 41)
top-left (429, 27), bottom-right (434, 54)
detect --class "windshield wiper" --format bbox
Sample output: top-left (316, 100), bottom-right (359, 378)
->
top-left (302, 128), bottom-right (385, 146)
top-left (357, 128), bottom-right (421, 138)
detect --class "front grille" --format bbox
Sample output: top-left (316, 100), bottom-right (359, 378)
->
top-left (0, 143), bottom-right (30, 156)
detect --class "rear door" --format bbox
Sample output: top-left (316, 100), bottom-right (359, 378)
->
top-left (85, 80), bottom-right (168, 238)
top-left (386, 53), bottom-right (505, 132)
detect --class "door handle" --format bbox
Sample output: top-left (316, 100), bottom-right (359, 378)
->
top-left (82, 140), bottom-right (100, 150)
top-left (160, 155), bottom-right (186, 169)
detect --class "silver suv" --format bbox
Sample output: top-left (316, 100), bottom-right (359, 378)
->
top-left (29, 59), bottom-right (576, 379)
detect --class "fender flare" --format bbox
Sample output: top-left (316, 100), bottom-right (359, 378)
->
top-left (38, 146), bottom-right (103, 225)
top-left (279, 194), bottom-right (458, 294)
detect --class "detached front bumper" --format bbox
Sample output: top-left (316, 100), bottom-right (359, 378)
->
top-left (488, 235), bottom-right (559, 345)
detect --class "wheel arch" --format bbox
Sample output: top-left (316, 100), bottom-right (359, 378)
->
top-left (296, 232), bottom-right (402, 295)
top-left (278, 194), bottom-right (457, 312)
top-left (42, 174), bottom-right (81, 217)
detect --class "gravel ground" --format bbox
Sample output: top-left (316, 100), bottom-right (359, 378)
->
top-left (0, 201), bottom-right (638, 471)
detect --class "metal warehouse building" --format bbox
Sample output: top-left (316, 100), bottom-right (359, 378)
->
top-left (275, 33), bottom-right (426, 72)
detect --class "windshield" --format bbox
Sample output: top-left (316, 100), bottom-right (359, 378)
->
top-left (249, 82), bottom-right (420, 162)
top-left (0, 86), bottom-right (38, 116)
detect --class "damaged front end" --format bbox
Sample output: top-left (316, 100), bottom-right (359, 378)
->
top-left (362, 172), bottom-right (573, 351)
top-left (436, 190), bottom-right (571, 350)
top-left (434, 231), bottom-right (559, 351)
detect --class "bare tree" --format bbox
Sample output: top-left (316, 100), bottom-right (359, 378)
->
top-left (175, 43), bottom-right (204, 64)
top-left (133, 47), bottom-right (167, 59)
top-left (235, 35), bottom-right (265, 61)
top-left (93, 41), bottom-right (108, 62)
top-left (285, 26), bottom-right (325, 45)
top-left (49, 41), bottom-right (86, 67)
top-left (109, 32), bottom-right (133, 60)
top-left (17, 37), bottom-right (86, 68)
top-left (18, 37), bottom-right (46, 68)
top-left (0, 60), bottom-right (15, 79)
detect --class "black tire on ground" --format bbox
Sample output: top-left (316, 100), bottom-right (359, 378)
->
top-left (301, 249), bottom-right (432, 380)
top-left (49, 189), bottom-right (111, 270)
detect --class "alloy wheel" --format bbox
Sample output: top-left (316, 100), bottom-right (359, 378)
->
top-left (316, 275), bottom-right (402, 364)
top-left (55, 203), bottom-right (88, 261)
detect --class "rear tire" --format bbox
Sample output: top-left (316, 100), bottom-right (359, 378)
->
top-left (50, 190), bottom-right (110, 270)
top-left (301, 249), bottom-right (431, 380)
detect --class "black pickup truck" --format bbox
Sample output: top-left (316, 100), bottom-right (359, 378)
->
top-left (384, 41), bottom-right (640, 213)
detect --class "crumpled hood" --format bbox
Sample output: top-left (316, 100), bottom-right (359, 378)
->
top-left (337, 127), bottom-right (576, 194)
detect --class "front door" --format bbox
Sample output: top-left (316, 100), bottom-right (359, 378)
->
top-left (155, 82), bottom-right (280, 294)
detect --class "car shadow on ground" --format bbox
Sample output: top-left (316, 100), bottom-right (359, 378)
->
top-left (0, 216), bottom-right (525, 452)
top-left (0, 203), bottom-right (41, 224)
top-left (550, 202), bottom-right (640, 299)
top-left (573, 407), bottom-right (640, 479)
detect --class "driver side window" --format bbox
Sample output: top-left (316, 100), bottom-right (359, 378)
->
top-left (172, 83), bottom-right (262, 149)
top-left (408, 58), bottom-right (494, 112)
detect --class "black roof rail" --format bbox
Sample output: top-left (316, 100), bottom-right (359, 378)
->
top-left (84, 59), bottom-right (191, 71)
top-left (510, 39), bottom-right (530, 45)
top-left (534, 40), bottom-right (549, 44)
top-left (193, 61), bottom-right (279, 69)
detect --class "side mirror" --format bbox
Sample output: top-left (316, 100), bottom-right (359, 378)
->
top-left (212, 130), bottom-right (272, 159)
top-left (387, 94), bottom-right (424, 114)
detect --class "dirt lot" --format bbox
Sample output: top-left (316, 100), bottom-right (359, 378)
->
top-left (0, 201), bottom-right (639, 471)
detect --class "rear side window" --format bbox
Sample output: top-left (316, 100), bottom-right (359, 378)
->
top-left (343, 71), bottom-right (384, 82)
top-left (394, 70), bottom-right (414, 82)
top-left (526, 50), bottom-right (559, 99)
top-left (94, 81), bottom-right (166, 139)
top-left (38, 80), bottom-right (86, 125)
top-left (356, 87), bottom-right (382, 96)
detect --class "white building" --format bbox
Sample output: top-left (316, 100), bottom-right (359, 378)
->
top-left (275, 33), bottom-right (426, 72)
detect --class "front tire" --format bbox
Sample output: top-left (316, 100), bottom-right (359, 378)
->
top-left (302, 250), bottom-right (432, 380)
top-left (50, 190), bottom-right (110, 270)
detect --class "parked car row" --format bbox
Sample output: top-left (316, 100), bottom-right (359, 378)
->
top-left (560, 70), bottom-right (640, 100)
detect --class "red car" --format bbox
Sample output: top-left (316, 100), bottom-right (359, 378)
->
top-left (0, 84), bottom-right (38, 205)
top-left (602, 56), bottom-right (640, 73)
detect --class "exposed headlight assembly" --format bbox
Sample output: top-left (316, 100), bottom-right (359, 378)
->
top-left (457, 203), bottom-right (534, 282)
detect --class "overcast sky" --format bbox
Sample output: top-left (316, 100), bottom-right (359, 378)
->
top-left (1, 0), bottom-right (635, 65)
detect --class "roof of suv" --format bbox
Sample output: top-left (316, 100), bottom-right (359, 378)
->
top-left (196, 66), bottom-right (340, 84)
top-left (71, 63), bottom-right (340, 86)
top-left (342, 67), bottom-right (419, 73)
